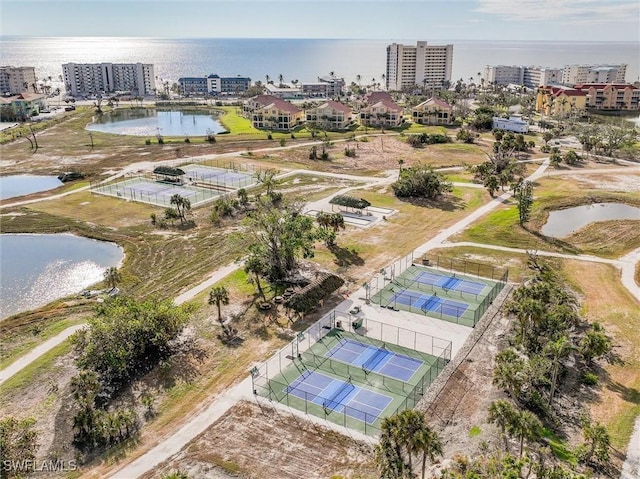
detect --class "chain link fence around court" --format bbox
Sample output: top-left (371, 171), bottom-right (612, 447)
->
top-left (365, 252), bottom-right (509, 327)
top-left (251, 310), bottom-right (451, 436)
top-left (90, 177), bottom-right (226, 208)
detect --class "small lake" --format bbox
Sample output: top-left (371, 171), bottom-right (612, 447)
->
top-left (0, 234), bottom-right (124, 319)
top-left (86, 108), bottom-right (227, 136)
top-left (0, 175), bottom-right (63, 200)
top-left (542, 203), bottom-right (640, 238)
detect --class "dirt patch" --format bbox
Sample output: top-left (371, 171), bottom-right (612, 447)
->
top-left (572, 174), bottom-right (640, 192)
top-left (141, 401), bottom-right (376, 479)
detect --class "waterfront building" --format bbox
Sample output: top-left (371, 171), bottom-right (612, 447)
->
top-left (178, 77), bottom-right (208, 95)
top-left (386, 41), bottom-right (453, 91)
top-left (0, 92), bottom-right (47, 121)
top-left (62, 62), bottom-right (155, 97)
top-left (412, 97), bottom-right (453, 125)
top-left (483, 65), bottom-right (524, 87)
top-left (492, 116), bottom-right (529, 133)
top-left (305, 100), bottom-right (353, 130)
top-left (317, 75), bottom-right (345, 97)
top-left (300, 82), bottom-right (329, 98)
top-left (562, 64), bottom-right (627, 86)
top-left (360, 91), bottom-right (403, 128)
top-left (263, 83), bottom-right (302, 99)
top-left (178, 75), bottom-right (251, 96)
top-left (243, 94), bottom-right (303, 131)
top-left (0, 66), bottom-right (37, 95)
top-left (484, 65), bottom-right (562, 88)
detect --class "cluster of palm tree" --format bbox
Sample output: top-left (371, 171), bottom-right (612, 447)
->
top-left (71, 371), bottom-right (139, 450)
top-left (490, 255), bottom-right (613, 470)
top-left (374, 410), bottom-right (441, 479)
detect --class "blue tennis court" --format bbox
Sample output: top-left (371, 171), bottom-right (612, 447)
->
top-left (389, 290), bottom-right (469, 318)
top-left (326, 339), bottom-right (423, 382)
top-left (414, 271), bottom-right (487, 295)
top-left (285, 371), bottom-right (392, 424)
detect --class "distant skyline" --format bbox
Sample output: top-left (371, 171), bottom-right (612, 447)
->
top-left (1, 0), bottom-right (639, 42)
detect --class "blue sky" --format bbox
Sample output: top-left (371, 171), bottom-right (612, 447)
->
top-left (1, 0), bottom-right (638, 41)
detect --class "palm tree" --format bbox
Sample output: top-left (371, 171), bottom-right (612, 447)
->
top-left (397, 159), bottom-right (404, 178)
top-left (508, 409), bottom-right (542, 457)
top-left (488, 399), bottom-right (517, 451)
top-left (544, 336), bottom-right (572, 405)
top-left (265, 74), bottom-right (271, 85)
top-left (244, 255), bottom-right (267, 300)
top-left (278, 73), bottom-right (284, 87)
top-left (356, 74), bottom-right (361, 88)
top-left (103, 267), bottom-right (121, 290)
top-left (170, 194), bottom-right (191, 225)
top-left (208, 286), bottom-right (229, 325)
top-left (414, 425), bottom-right (442, 479)
top-left (381, 73), bottom-right (386, 90)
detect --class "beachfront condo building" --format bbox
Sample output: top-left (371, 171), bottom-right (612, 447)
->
top-left (178, 75), bottom-right (251, 96)
top-left (386, 41), bottom-right (453, 91)
top-left (0, 66), bottom-right (37, 95)
top-left (62, 62), bottom-right (155, 97)
top-left (484, 65), bottom-right (562, 88)
top-left (562, 64), bottom-right (627, 86)
top-left (576, 83), bottom-right (640, 111)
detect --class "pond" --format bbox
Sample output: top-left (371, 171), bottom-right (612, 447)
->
top-left (541, 203), bottom-right (640, 238)
top-left (0, 234), bottom-right (124, 319)
top-left (86, 108), bottom-right (227, 136)
top-left (0, 175), bottom-right (63, 201)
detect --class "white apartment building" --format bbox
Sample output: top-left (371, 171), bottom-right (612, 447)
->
top-left (0, 66), bottom-right (37, 95)
top-left (386, 41), bottom-right (453, 91)
top-left (561, 64), bottom-right (627, 86)
top-left (523, 67), bottom-right (562, 88)
top-left (484, 65), bottom-right (524, 86)
top-left (62, 62), bottom-right (155, 97)
top-left (484, 65), bottom-right (561, 88)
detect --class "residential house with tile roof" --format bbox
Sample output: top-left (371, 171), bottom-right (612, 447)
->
top-left (305, 100), bottom-right (353, 130)
top-left (359, 92), bottom-right (403, 128)
top-left (0, 92), bottom-right (47, 121)
top-left (412, 97), bottom-right (453, 125)
top-left (536, 86), bottom-right (587, 117)
top-left (244, 94), bottom-right (303, 131)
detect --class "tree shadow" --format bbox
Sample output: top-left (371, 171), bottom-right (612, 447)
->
top-left (328, 244), bottom-right (365, 268)
top-left (521, 225), bottom-right (582, 254)
top-left (396, 194), bottom-right (466, 212)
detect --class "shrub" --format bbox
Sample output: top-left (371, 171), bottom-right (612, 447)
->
top-left (184, 137), bottom-right (190, 143)
top-left (280, 138), bottom-right (286, 147)
top-left (145, 138), bottom-right (151, 145)
top-left (581, 372), bottom-right (598, 386)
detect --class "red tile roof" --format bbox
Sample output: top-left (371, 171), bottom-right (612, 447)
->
top-left (318, 100), bottom-right (351, 113)
top-left (365, 91), bottom-right (393, 104)
top-left (252, 95), bottom-right (301, 114)
top-left (415, 97), bottom-right (452, 109)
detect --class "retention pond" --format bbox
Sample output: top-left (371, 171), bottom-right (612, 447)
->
top-left (541, 203), bottom-right (640, 238)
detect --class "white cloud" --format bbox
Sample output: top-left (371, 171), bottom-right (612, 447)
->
top-left (476, 0), bottom-right (639, 24)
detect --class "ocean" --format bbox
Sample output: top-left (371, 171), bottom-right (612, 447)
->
top-left (1, 37), bottom-right (638, 88)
